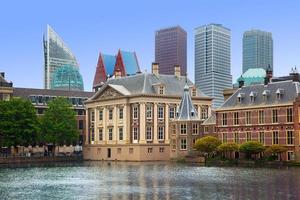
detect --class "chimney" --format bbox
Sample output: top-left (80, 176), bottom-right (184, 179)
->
top-left (0, 72), bottom-right (4, 78)
top-left (152, 62), bottom-right (159, 75)
top-left (174, 65), bottom-right (181, 77)
top-left (115, 69), bottom-right (121, 79)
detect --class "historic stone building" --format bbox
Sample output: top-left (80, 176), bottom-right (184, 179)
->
top-left (169, 82), bottom-right (204, 159)
top-left (83, 63), bottom-right (212, 161)
top-left (13, 88), bottom-right (94, 144)
top-left (0, 72), bottom-right (13, 101)
top-left (215, 77), bottom-right (300, 161)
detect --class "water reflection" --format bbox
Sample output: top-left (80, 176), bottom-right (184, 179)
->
top-left (0, 162), bottom-right (300, 200)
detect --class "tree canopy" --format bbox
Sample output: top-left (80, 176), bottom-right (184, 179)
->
top-left (194, 136), bottom-right (221, 157)
top-left (217, 142), bottom-right (239, 152)
top-left (239, 141), bottom-right (265, 159)
top-left (40, 97), bottom-right (78, 145)
top-left (0, 98), bottom-right (39, 147)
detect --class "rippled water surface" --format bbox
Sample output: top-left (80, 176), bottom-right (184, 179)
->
top-left (0, 162), bottom-right (300, 200)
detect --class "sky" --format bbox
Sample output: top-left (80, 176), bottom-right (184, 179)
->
top-left (0, 0), bottom-right (300, 91)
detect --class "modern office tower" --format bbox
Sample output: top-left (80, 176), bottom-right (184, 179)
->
top-left (243, 29), bottom-right (273, 73)
top-left (155, 26), bottom-right (187, 75)
top-left (195, 24), bottom-right (232, 108)
top-left (43, 25), bottom-right (83, 90)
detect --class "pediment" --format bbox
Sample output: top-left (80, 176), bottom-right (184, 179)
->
top-left (92, 86), bottom-right (124, 100)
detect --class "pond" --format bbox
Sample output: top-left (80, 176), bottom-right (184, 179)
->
top-left (0, 162), bottom-right (299, 199)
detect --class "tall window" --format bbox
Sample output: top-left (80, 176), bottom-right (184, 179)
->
top-left (272, 109), bottom-right (278, 123)
top-left (99, 110), bottom-right (103, 121)
top-left (133, 127), bottom-right (138, 141)
top-left (146, 127), bottom-right (152, 141)
top-left (109, 109), bottom-right (113, 120)
top-left (222, 133), bottom-right (227, 143)
top-left (169, 107), bottom-right (175, 119)
top-left (259, 132), bottom-right (265, 144)
top-left (180, 124), bottom-right (187, 134)
top-left (258, 110), bottom-right (264, 124)
top-left (172, 124), bottom-right (176, 135)
top-left (159, 86), bottom-right (164, 94)
top-left (99, 128), bottom-right (103, 141)
top-left (201, 107), bottom-right (208, 119)
top-left (246, 111), bottom-right (251, 125)
top-left (158, 127), bottom-right (164, 140)
top-left (133, 107), bottom-right (138, 119)
top-left (91, 129), bottom-right (95, 141)
top-left (272, 131), bottom-right (279, 144)
top-left (246, 132), bottom-right (252, 141)
top-left (234, 132), bottom-right (239, 144)
top-left (192, 123), bottom-right (198, 135)
top-left (108, 128), bottom-right (113, 140)
top-left (180, 138), bottom-right (187, 150)
top-left (158, 106), bottom-right (164, 119)
top-left (146, 106), bottom-right (152, 119)
top-left (91, 111), bottom-right (95, 122)
top-left (287, 151), bottom-right (295, 161)
top-left (287, 108), bottom-right (293, 123)
top-left (119, 127), bottom-right (123, 140)
top-left (234, 112), bottom-right (239, 125)
top-left (287, 130), bottom-right (294, 145)
top-left (78, 120), bottom-right (84, 130)
top-left (192, 88), bottom-right (197, 96)
top-left (119, 108), bottom-right (123, 120)
top-left (222, 113), bottom-right (227, 126)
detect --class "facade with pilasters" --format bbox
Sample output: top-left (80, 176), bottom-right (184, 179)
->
top-left (83, 64), bottom-right (212, 161)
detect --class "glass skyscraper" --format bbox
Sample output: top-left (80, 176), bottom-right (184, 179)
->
top-left (195, 24), bottom-right (232, 108)
top-left (155, 26), bottom-right (187, 75)
top-left (243, 29), bottom-right (273, 73)
top-left (43, 25), bottom-right (83, 90)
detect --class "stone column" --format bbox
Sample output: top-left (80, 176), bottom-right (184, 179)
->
top-left (93, 108), bottom-right (97, 144)
top-left (85, 108), bottom-right (89, 145)
top-left (208, 105), bottom-right (212, 117)
top-left (139, 102), bottom-right (146, 143)
top-left (113, 105), bottom-right (118, 144)
top-left (94, 108), bottom-right (99, 144)
top-left (153, 103), bottom-right (158, 144)
top-left (165, 103), bottom-right (170, 143)
top-left (123, 104), bottom-right (129, 143)
top-left (198, 105), bottom-right (202, 120)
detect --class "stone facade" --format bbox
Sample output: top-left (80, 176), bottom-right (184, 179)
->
top-left (84, 66), bottom-right (212, 161)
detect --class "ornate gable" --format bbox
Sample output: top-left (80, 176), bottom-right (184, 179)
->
top-left (93, 86), bottom-right (124, 100)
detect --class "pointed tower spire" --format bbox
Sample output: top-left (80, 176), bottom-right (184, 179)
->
top-left (176, 81), bottom-right (199, 120)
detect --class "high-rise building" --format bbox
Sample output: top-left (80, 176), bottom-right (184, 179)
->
top-left (243, 29), bottom-right (273, 73)
top-left (195, 24), bottom-right (232, 108)
top-left (43, 25), bottom-right (83, 90)
top-left (155, 26), bottom-right (187, 75)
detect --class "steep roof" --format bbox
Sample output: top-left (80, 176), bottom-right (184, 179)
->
top-left (220, 80), bottom-right (300, 109)
top-left (202, 111), bottom-right (216, 125)
top-left (90, 73), bottom-right (210, 100)
top-left (120, 51), bottom-right (140, 75)
top-left (103, 54), bottom-right (116, 75)
top-left (176, 83), bottom-right (199, 121)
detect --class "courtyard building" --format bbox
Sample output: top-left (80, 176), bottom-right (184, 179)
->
top-left (215, 73), bottom-right (300, 161)
top-left (83, 63), bottom-right (212, 161)
top-left (0, 72), bottom-right (13, 101)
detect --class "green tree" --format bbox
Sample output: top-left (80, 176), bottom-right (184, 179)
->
top-left (265, 144), bottom-right (287, 161)
top-left (239, 141), bottom-right (265, 159)
top-left (217, 142), bottom-right (239, 159)
top-left (194, 136), bottom-right (221, 158)
top-left (0, 98), bottom-right (39, 147)
top-left (41, 97), bottom-right (78, 147)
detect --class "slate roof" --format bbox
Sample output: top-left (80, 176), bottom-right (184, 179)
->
top-left (13, 87), bottom-right (94, 98)
top-left (90, 73), bottom-right (210, 100)
top-left (220, 80), bottom-right (300, 109)
top-left (202, 111), bottom-right (216, 125)
top-left (176, 83), bottom-right (199, 121)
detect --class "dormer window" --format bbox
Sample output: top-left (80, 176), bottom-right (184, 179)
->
top-left (249, 91), bottom-right (257, 103)
top-left (276, 89), bottom-right (284, 100)
top-left (237, 93), bottom-right (245, 103)
top-left (159, 86), bottom-right (164, 95)
top-left (191, 111), bottom-right (195, 117)
top-left (262, 90), bottom-right (270, 101)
